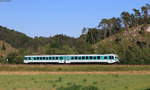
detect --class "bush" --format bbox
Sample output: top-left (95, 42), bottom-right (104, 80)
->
top-left (145, 88), bottom-right (150, 90)
top-left (6, 52), bottom-right (23, 64)
top-left (0, 56), bottom-right (7, 64)
top-left (57, 84), bottom-right (98, 90)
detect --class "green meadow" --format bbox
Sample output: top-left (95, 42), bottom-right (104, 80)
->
top-left (0, 74), bottom-right (150, 90)
top-left (0, 65), bottom-right (150, 90)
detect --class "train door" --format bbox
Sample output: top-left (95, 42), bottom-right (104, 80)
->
top-left (65, 56), bottom-right (70, 63)
top-left (59, 56), bottom-right (65, 63)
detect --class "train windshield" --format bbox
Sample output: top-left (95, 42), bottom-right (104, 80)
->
top-left (115, 56), bottom-right (119, 60)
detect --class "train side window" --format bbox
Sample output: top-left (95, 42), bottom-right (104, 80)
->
top-left (46, 57), bottom-right (48, 60)
top-left (29, 57), bottom-right (31, 60)
top-left (86, 56), bottom-right (89, 60)
top-left (90, 56), bottom-right (92, 59)
top-left (60, 57), bottom-right (63, 60)
top-left (40, 57), bottom-right (42, 60)
top-left (56, 57), bottom-right (58, 60)
top-left (49, 57), bottom-right (51, 60)
top-left (97, 56), bottom-right (101, 59)
top-left (52, 57), bottom-right (55, 60)
top-left (82, 56), bottom-right (85, 60)
top-left (104, 56), bottom-right (107, 59)
top-left (112, 56), bottom-right (114, 59)
top-left (71, 57), bottom-right (74, 60)
top-left (34, 57), bottom-right (36, 60)
top-left (109, 56), bottom-right (111, 59)
top-left (43, 57), bottom-right (45, 60)
top-left (109, 56), bottom-right (114, 59)
top-left (37, 57), bottom-right (39, 60)
top-left (78, 57), bottom-right (81, 60)
top-left (93, 57), bottom-right (96, 60)
top-left (75, 57), bottom-right (78, 60)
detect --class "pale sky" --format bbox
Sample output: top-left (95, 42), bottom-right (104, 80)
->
top-left (0, 0), bottom-right (149, 37)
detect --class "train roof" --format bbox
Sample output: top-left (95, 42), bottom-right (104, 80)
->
top-left (25, 54), bottom-right (118, 57)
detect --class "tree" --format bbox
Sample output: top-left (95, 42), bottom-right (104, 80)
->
top-left (98, 18), bottom-right (109, 38)
top-left (1, 42), bottom-right (6, 51)
top-left (121, 12), bottom-right (132, 30)
top-left (98, 18), bottom-right (122, 38)
top-left (6, 52), bottom-right (23, 64)
top-left (82, 27), bottom-right (88, 34)
top-left (86, 28), bottom-right (99, 45)
top-left (133, 8), bottom-right (141, 26)
top-left (141, 4), bottom-right (150, 24)
top-left (110, 17), bottom-right (122, 34)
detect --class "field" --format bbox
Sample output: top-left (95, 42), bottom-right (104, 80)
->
top-left (1, 64), bottom-right (150, 72)
top-left (0, 65), bottom-right (150, 90)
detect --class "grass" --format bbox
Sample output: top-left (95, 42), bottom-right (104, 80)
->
top-left (0, 64), bottom-right (150, 72)
top-left (0, 65), bottom-right (150, 90)
top-left (0, 74), bottom-right (150, 90)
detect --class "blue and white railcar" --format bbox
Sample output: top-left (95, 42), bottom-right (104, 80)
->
top-left (24, 54), bottom-right (119, 64)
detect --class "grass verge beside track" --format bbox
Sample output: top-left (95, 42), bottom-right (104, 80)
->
top-left (0, 64), bottom-right (150, 72)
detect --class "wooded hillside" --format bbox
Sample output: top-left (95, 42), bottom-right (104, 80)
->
top-left (0, 4), bottom-right (149, 64)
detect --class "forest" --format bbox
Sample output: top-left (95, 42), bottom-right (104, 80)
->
top-left (0, 4), bottom-right (150, 64)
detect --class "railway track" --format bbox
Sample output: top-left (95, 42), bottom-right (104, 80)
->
top-left (0, 63), bottom-right (149, 66)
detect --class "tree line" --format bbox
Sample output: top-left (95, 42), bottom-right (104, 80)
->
top-left (83, 4), bottom-right (150, 45)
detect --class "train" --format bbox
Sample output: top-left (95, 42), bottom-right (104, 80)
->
top-left (23, 54), bottom-right (119, 64)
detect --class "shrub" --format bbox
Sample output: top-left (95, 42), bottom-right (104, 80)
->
top-left (57, 84), bottom-right (98, 90)
top-left (93, 81), bottom-right (98, 85)
top-left (52, 84), bottom-right (57, 88)
top-left (56, 77), bottom-right (62, 82)
top-left (145, 88), bottom-right (150, 90)
top-left (83, 78), bottom-right (87, 82)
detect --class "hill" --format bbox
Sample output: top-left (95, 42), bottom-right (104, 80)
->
top-left (95, 25), bottom-right (150, 64)
top-left (0, 25), bottom-right (93, 63)
top-left (0, 26), bottom-right (32, 48)
top-left (0, 40), bottom-right (16, 57)
top-left (0, 4), bottom-right (149, 64)
top-left (0, 25), bottom-right (149, 64)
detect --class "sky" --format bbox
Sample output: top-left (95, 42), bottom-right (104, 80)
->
top-left (0, 0), bottom-right (149, 37)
